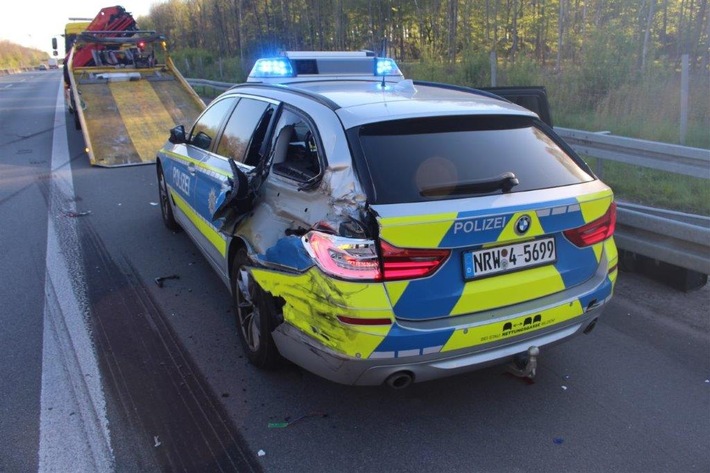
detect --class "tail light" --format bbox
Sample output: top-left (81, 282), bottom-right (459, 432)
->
top-left (564, 202), bottom-right (617, 247)
top-left (379, 240), bottom-right (450, 281)
top-left (302, 231), bottom-right (450, 281)
top-left (303, 232), bottom-right (380, 280)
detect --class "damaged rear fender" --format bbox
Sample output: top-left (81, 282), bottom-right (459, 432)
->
top-left (249, 267), bottom-right (393, 359)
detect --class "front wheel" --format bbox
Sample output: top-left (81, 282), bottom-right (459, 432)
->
top-left (231, 248), bottom-right (282, 369)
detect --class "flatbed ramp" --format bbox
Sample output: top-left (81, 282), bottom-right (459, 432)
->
top-left (73, 66), bottom-right (204, 167)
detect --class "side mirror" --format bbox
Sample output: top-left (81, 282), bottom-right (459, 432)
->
top-left (192, 131), bottom-right (212, 150)
top-left (168, 125), bottom-right (186, 144)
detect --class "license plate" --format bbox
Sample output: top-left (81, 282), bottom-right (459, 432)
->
top-left (464, 237), bottom-right (557, 279)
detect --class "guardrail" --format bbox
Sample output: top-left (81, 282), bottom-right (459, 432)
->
top-left (185, 78), bottom-right (234, 92)
top-left (185, 78), bottom-right (710, 278)
top-left (615, 203), bottom-right (710, 275)
top-left (555, 127), bottom-right (710, 178)
top-left (554, 128), bottom-right (710, 278)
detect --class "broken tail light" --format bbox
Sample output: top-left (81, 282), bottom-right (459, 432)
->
top-left (303, 231), bottom-right (450, 281)
top-left (303, 232), bottom-right (380, 280)
top-left (564, 202), bottom-right (617, 247)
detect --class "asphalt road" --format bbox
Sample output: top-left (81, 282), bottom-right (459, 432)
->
top-left (1, 71), bottom-right (708, 473)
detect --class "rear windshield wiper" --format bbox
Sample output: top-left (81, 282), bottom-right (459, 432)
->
top-left (420, 172), bottom-right (519, 197)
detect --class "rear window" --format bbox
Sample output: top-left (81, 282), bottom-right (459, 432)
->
top-left (350, 116), bottom-right (594, 204)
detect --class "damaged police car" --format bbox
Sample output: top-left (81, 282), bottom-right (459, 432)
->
top-left (156, 51), bottom-right (617, 387)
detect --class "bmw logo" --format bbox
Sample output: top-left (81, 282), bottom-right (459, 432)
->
top-left (515, 215), bottom-right (531, 235)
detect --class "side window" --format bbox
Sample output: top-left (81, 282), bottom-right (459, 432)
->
top-left (189, 97), bottom-right (238, 150)
top-left (216, 98), bottom-right (270, 163)
top-left (270, 110), bottom-right (322, 182)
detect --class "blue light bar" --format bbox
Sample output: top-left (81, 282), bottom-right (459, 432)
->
top-left (250, 58), bottom-right (295, 78)
top-left (375, 58), bottom-right (401, 77)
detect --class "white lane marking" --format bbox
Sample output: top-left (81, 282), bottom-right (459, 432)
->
top-left (3, 84), bottom-right (13, 89)
top-left (39, 79), bottom-right (114, 472)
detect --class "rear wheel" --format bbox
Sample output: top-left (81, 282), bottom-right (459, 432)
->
top-left (157, 164), bottom-right (180, 231)
top-left (231, 248), bottom-right (281, 369)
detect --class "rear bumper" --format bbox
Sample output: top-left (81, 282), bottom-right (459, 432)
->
top-left (272, 302), bottom-right (607, 386)
top-left (272, 248), bottom-right (616, 386)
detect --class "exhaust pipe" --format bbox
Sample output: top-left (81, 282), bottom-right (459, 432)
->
top-left (583, 318), bottom-right (598, 334)
top-left (385, 371), bottom-right (414, 389)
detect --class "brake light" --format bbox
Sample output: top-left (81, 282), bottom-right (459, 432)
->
top-left (564, 202), bottom-right (617, 247)
top-left (303, 232), bottom-right (380, 280)
top-left (380, 240), bottom-right (450, 281)
top-left (302, 231), bottom-right (450, 281)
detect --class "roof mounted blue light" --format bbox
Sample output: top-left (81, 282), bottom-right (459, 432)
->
top-left (246, 52), bottom-right (404, 83)
top-left (375, 58), bottom-right (401, 77)
top-left (249, 58), bottom-right (295, 79)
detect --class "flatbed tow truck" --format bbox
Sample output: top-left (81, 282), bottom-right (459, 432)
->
top-left (64, 6), bottom-right (205, 167)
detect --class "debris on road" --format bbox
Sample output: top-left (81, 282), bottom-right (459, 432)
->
top-left (553, 437), bottom-right (564, 445)
top-left (155, 274), bottom-right (180, 288)
top-left (268, 411), bottom-right (328, 429)
top-left (154, 436), bottom-right (161, 447)
top-left (257, 449), bottom-right (266, 457)
top-left (63, 210), bottom-right (91, 218)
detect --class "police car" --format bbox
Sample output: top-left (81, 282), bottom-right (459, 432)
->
top-left (156, 51), bottom-right (617, 387)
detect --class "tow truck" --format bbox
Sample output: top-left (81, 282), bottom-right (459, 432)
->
top-left (62, 6), bottom-right (205, 167)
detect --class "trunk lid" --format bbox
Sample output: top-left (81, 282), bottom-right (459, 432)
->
top-left (372, 185), bottom-right (614, 321)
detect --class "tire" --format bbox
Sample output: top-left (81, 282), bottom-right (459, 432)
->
top-left (231, 248), bottom-right (282, 369)
top-left (70, 93), bottom-right (81, 130)
top-left (157, 164), bottom-right (180, 231)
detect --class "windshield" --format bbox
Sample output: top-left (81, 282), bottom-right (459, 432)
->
top-left (351, 115), bottom-right (594, 204)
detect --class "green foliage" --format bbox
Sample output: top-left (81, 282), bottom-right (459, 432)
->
top-left (578, 25), bottom-right (636, 100)
top-left (460, 49), bottom-right (492, 87)
top-left (554, 69), bottom-right (710, 149)
top-left (0, 40), bottom-right (48, 69)
top-left (171, 48), bottom-right (246, 82)
top-left (585, 158), bottom-right (710, 216)
top-left (499, 55), bottom-right (545, 86)
top-left (144, 0), bottom-right (709, 71)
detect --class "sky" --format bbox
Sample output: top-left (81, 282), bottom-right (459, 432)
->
top-left (2, 1), bottom-right (157, 56)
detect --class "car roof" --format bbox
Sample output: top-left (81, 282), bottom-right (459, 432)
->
top-left (232, 79), bottom-right (537, 129)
